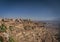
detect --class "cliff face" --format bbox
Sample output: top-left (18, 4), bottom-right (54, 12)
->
top-left (0, 18), bottom-right (59, 42)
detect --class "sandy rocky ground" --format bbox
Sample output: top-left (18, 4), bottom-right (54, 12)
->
top-left (0, 18), bottom-right (59, 42)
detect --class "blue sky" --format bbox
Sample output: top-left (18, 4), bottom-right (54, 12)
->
top-left (0, 0), bottom-right (60, 20)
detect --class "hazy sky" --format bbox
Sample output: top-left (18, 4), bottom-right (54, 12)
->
top-left (0, 0), bottom-right (60, 20)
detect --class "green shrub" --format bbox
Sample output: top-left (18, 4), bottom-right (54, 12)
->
top-left (0, 24), bottom-right (7, 32)
top-left (2, 19), bottom-right (4, 22)
top-left (0, 36), bottom-right (3, 42)
top-left (9, 37), bottom-right (15, 42)
top-left (9, 26), bottom-right (14, 31)
top-left (24, 26), bottom-right (31, 30)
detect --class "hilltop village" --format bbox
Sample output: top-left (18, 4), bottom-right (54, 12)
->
top-left (0, 18), bottom-right (59, 42)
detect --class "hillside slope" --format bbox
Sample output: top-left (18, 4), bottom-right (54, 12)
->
top-left (0, 18), bottom-right (59, 42)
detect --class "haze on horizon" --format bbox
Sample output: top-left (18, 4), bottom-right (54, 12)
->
top-left (0, 0), bottom-right (60, 21)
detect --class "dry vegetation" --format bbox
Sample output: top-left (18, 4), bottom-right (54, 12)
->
top-left (0, 18), bottom-right (59, 42)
